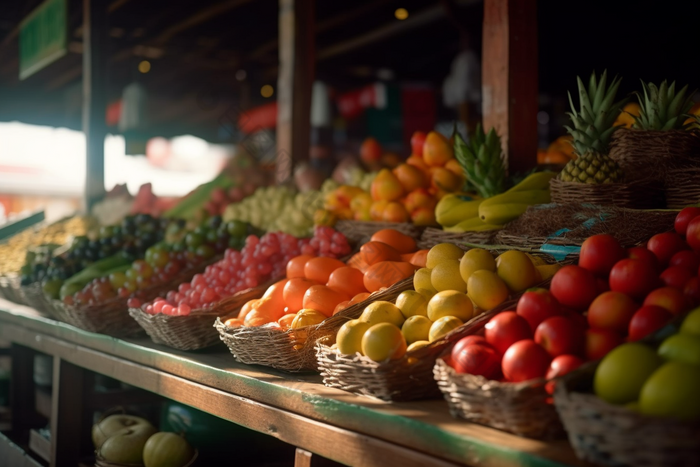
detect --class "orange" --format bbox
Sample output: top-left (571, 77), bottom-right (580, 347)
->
top-left (406, 154), bottom-right (430, 174)
top-left (404, 188), bottom-right (436, 215)
top-left (370, 229), bottom-right (417, 254)
top-left (238, 299), bottom-right (259, 319)
top-left (363, 261), bottom-right (416, 293)
top-left (444, 159), bottom-right (463, 177)
top-left (347, 252), bottom-right (370, 274)
top-left (411, 207), bottom-right (438, 226)
top-left (431, 167), bottom-right (462, 193)
top-left (224, 317), bottom-right (243, 328)
top-left (423, 131), bottom-right (454, 166)
top-left (381, 152), bottom-right (402, 169)
top-left (333, 300), bottom-right (350, 315)
top-left (354, 209), bottom-right (372, 221)
top-left (369, 200), bottom-right (390, 221)
top-left (255, 296), bottom-right (286, 321)
top-left (244, 309), bottom-right (274, 327)
top-left (304, 257), bottom-right (346, 283)
top-left (335, 185), bottom-right (365, 206)
top-left (263, 279), bottom-right (288, 303)
top-left (350, 192), bottom-right (373, 213)
top-left (348, 292), bottom-right (371, 306)
top-left (283, 277), bottom-right (318, 312)
top-left (360, 137), bottom-right (382, 164)
top-left (371, 169), bottom-right (404, 202)
top-left (303, 285), bottom-right (350, 317)
top-left (360, 241), bottom-right (402, 266)
top-left (278, 313), bottom-right (297, 330)
top-left (409, 249), bottom-right (429, 268)
top-left (327, 266), bottom-right (368, 297)
top-left (393, 163), bottom-right (428, 192)
top-left (382, 202), bottom-right (410, 223)
top-left (287, 255), bottom-right (315, 279)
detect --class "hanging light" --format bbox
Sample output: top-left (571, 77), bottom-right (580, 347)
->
top-left (261, 85), bottom-right (274, 98)
top-left (394, 8), bottom-right (408, 20)
top-left (138, 60), bottom-right (151, 73)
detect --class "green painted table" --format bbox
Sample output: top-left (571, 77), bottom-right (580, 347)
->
top-left (0, 298), bottom-right (586, 467)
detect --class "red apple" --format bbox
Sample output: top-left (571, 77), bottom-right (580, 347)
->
top-left (516, 289), bottom-right (562, 332)
top-left (684, 277), bottom-right (700, 306)
top-left (453, 344), bottom-right (502, 378)
top-left (660, 266), bottom-right (694, 289)
top-left (684, 218), bottom-right (700, 254)
top-left (545, 354), bottom-right (585, 394)
top-left (502, 340), bottom-right (552, 382)
top-left (451, 335), bottom-right (495, 364)
top-left (669, 250), bottom-right (700, 273)
top-left (535, 316), bottom-right (585, 358)
top-left (410, 131), bottom-right (427, 157)
top-left (587, 291), bottom-right (638, 333)
top-left (484, 312), bottom-right (532, 355)
top-left (626, 246), bottom-right (661, 272)
top-left (585, 328), bottom-right (624, 360)
top-left (675, 207), bottom-right (700, 236)
top-left (579, 234), bottom-right (625, 277)
top-left (628, 305), bottom-right (673, 341)
top-left (647, 232), bottom-right (689, 267)
top-left (609, 259), bottom-right (659, 300)
top-left (643, 286), bottom-right (691, 315)
top-left (550, 265), bottom-right (599, 311)
top-left (562, 307), bottom-right (588, 330)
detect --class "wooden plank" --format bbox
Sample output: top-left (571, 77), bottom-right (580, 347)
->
top-left (295, 448), bottom-right (344, 467)
top-left (482, 0), bottom-right (538, 174)
top-left (50, 357), bottom-right (86, 467)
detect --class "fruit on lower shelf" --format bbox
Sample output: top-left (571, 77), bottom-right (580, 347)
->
top-left (143, 432), bottom-right (195, 467)
top-left (92, 414), bottom-right (156, 449)
top-left (98, 420), bottom-right (158, 464)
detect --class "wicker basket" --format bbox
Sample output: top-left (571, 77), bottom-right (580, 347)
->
top-left (417, 227), bottom-right (500, 251)
top-left (665, 167), bottom-right (700, 208)
top-left (95, 450), bottom-right (197, 467)
top-left (18, 282), bottom-right (57, 317)
top-left (549, 178), bottom-right (664, 209)
top-left (129, 287), bottom-right (266, 351)
top-left (554, 363), bottom-right (700, 466)
top-left (334, 220), bottom-right (424, 244)
top-left (215, 277), bottom-right (415, 372)
top-left (0, 274), bottom-right (24, 305)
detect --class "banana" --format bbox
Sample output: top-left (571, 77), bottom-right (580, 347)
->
top-left (479, 189), bottom-right (551, 209)
top-left (506, 171), bottom-right (556, 193)
top-left (435, 194), bottom-right (482, 227)
top-left (444, 217), bottom-right (503, 232)
top-left (479, 203), bottom-right (531, 225)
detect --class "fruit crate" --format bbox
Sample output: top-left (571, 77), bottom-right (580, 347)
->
top-left (215, 278), bottom-right (414, 372)
top-left (334, 220), bottom-right (424, 244)
top-left (549, 178), bottom-right (664, 210)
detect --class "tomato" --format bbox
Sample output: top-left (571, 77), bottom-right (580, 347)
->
top-left (502, 340), bottom-right (551, 382)
top-left (516, 288), bottom-right (562, 332)
top-left (587, 291), bottom-right (638, 333)
top-left (579, 234), bottom-right (625, 277)
top-left (647, 232), bottom-right (689, 267)
top-left (410, 131), bottom-right (427, 157)
top-left (684, 277), bottom-right (700, 306)
top-left (609, 259), bottom-right (659, 300)
top-left (451, 335), bottom-right (494, 363)
top-left (669, 250), bottom-right (700, 273)
top-left (643, 286), bottom-right (691, 316)
top-left (550, 265), bottom-right (598, 311)
top-left (687, 217), bottom-right (700, 253)
top-left (453, 344), bottom-right (501, 378)
top-left (545, 354), bottom-right (585, 394)
top-left (484, 312), bottom-right (532, 355)
top-left (626, 246), bottom-right (661, 272)
top-left (534, 316), bottom-right (585, 358)
top-left (660, 266), bottom-right (694, 289)
top-left (675, 207), bottom-right (700, 236)
top-left (585, 328), bottom-right (623, 360)
top-left (628, 305), bottom-right (673, 341)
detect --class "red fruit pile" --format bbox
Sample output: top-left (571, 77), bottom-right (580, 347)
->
top-left (138, 227), bottom-right (351, 316)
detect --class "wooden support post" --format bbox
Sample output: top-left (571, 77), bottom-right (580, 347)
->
top-left (482, 0), bottom-right (538, 174)
top-left (276, 0), bottom-right (315, 183)
top-left (294, 448), bottom-right (344, 467)
top-left (9, 344), bottom-right (38, 433)
top-left (83, 0), bottom-right (109, 210)
top-left (50, 357), bottom-right (86, 467)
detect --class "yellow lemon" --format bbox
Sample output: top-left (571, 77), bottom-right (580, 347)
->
top-left (291, 309), bottom-right (327, 329)
top-left (426, 243), bottom-right (464, 269)
top-left (362, 323), bottom-right (407, 362)
top-left (459, 248), bottom-right (496, 284)
top-left (417, 288), bottom-right (437, 300)
top-left (536, 263), bottom-right (561, 281)
top-left (336, 319), bottom-right (372, 355)
top-left (467, 270), bottom-right (509, 310)
top-left (395, 290), bottom-right (428, 319)
top-left (407, 340), bottom-right (431, 352)
top-left (401, 315), bottom-right (432, 344)
top-left (413, 268), bottom-right (437, 294)
top-left (429, 316), bottom-right (463, 342)
top-left (525, 253), bottom-right (546, 266)
top-left (359, 301), bottom-right (405, 328)
top-left (431, 260), bottom-right (467, 293)
top-left (427, 290), bottom-right (474, 321)
top-left (496, 250), bottom-right (538, 293)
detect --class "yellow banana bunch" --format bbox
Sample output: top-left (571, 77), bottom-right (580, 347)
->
top-left (444, 217), bottom-right (503, 233)
top-left (435, 194), bottom-right (482, 228)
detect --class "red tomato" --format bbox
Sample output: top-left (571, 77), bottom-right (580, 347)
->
top-left (643, 286), bottom-right (691, 316)
top-left (451, 335), bottom-right (494, 363)
top-left (545, 354), bottom-right (585, 394)
top-left (534, 316), bottom-right (585, 358)
top-left (626, 246), bottom-right (661, 272)
top-left (675, 207), bottom-right (700, 236)
top-left (687, 216), bottom-right (700, 253)
top-left (647, 232), bottom-right (689, 267)
top-left (579, 234), bottom-right (625, 277)
top-left (669, 250), bottom-right (700, 273)
top-left (550, 265), bottom-right (598, 311)
top-left (453, 344), bottom-right (501, 378)
top-left (484, 312), bottom-right (532, 355)
top-left (502, 340), bottom-right (551, 382)
top-left (628, 305), bottom-right (673, 341)
top-left (587, 291), bottom-right (638, 333)
top-left (684, 277), bottom-right (700, 306)
top-left (516, 288), bottom-right (562, 332)
top-left (660, 266), bottom-right (694, 289)
top-left (609, 259), bottom-right (659, 300)
top-left (585, 328), bottom-right (623, 360)
top-left (410, 131), bottom-right (427, 157)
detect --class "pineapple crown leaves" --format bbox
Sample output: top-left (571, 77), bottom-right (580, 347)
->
top-left (633, 80), bottom-right (696, 130)
top-left (565, 70), bottom-right (628, 157)
top-left (453, 123), bottom-right (506, 198)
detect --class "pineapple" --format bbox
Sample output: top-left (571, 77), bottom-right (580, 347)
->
top-left (633, 80), bottom-right (694, 131)
top-left (453, 124), bottom-right (506, 198)
top-left (558, 71), bottom-right (627, 184)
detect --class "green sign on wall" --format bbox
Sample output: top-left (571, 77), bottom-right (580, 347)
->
top-left (19, 0), bottom-right (67, 80)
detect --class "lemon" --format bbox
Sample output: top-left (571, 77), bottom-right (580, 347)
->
top-left (362, 323), bottom-right (407, 362)
top-left (429, 316), bottom-right (463, 342)
top-left (496, 250), bottom-right (538, 293)
top-left (414, 268), bottom-right (437, 294)
top-left (526, 253), bottom-right (546, 266)
top-left (416, 288), bottom-right (437, 300)
top-left (459, 248), bottom-right (496, 284)
top-left (426, 243), bottom-right (464, 269)
top-left (407, 340), bottom-right (430, 352)
top-left (360, 301), bottom-right (405, 327)
top-left (336, 319), bottom-right (372, 355)
top-left (427, 290), bottom-right (474, 321)
top-left (431, 260), bottom-right (467, 293)
top-left (401, 315), bottom-right (432, 344)
top-left (291, 309), bottom-right (327, 329)
top-left (395, 290), bottom-right (428, 318)
top-left (536, 263), bottom-right (561, 281)
top-left (467, 270), bottom-right (509, 310)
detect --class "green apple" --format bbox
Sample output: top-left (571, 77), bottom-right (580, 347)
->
top-left (594, 343), bottom-right (663, 405)
top-left (639, 361), bottom-right (700, 421)
top-left (99, 423), bottom-right (158, 464)
top-left (680, 308), bottom-right (700, 337)
top-left (92, 414), bottom-right (155, 449)
top-left (144, 432), bottom-right (195, 467)
top-left (658, 334), bottom-right (700, 367)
